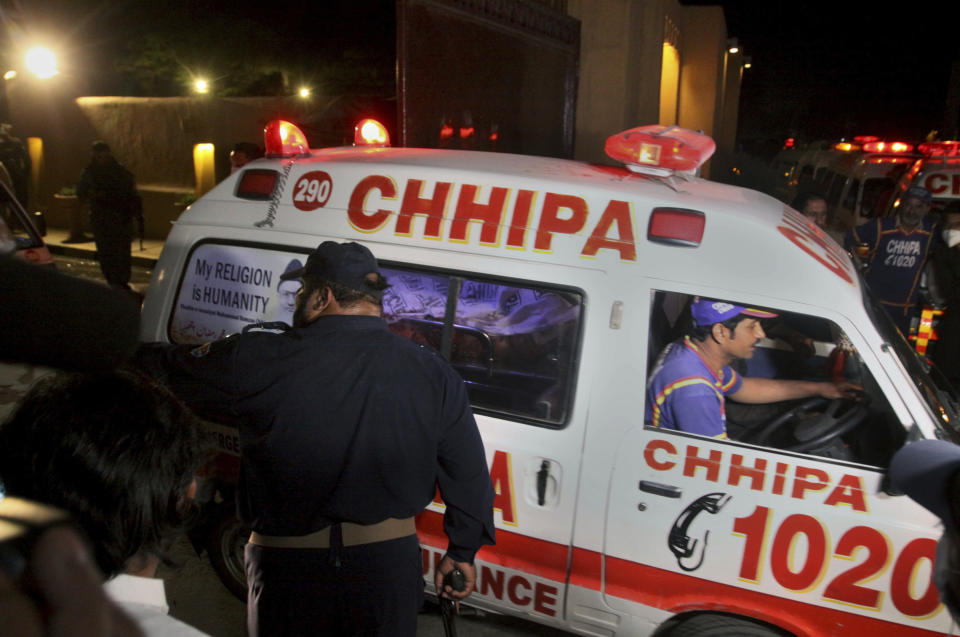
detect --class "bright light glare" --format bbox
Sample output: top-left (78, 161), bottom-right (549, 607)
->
top-left (3, 70), bottom-right (16, 80)
top-left (298, 87), bottom-right (310, 98)
top-left (25, 47), bottom-right (58, 79)
top-left (728, 46), bottom-right (739, 54)
top-left (194, 79), bottom-right (209, 94)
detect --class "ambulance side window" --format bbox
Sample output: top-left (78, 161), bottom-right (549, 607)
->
top-left (646, 291), bottom-right (907, 467)
top-left (381, 265), bottom-right (582, 427)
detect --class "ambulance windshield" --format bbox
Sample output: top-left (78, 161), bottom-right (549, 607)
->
top-left (863, 289), bottom-right (960, 438)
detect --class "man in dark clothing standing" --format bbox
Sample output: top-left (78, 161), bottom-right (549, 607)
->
top-left (76, 141), bottom-right (141, 291)
top-left (843, 186), bottom-right (936, 334)
top-left (135, 241), bottom-right (496, 637)
top-left (933, 205), bottom-right (960, 388)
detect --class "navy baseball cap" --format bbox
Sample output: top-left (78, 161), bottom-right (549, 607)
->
top-left (905, 186), bottom-right (932, 202)
top-left (890, 439), bottom-right (960, 532)
top-left (690, 297), bottom-right (777, 326)
top-left (280, 241), bottom-right (385, 298)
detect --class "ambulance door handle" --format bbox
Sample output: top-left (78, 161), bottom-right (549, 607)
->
top-left (536, 460), bottom-right (550, 506)
top-left (639, 481), bottom-right (682, 498)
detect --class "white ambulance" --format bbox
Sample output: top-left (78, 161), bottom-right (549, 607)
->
top-left (140, 120), bottom-right (959, 636)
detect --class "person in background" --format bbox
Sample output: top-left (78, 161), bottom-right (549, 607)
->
top-left (0, 372), bottom-right (207, 637)
top-left (890, 439), bottom-right (960, 624)
top-left (843, 186), bottom-right (936, 334)
top-left (932, 202), bottom-right (960, 389)
top-left (792, 191), bottom-right (828, 228)
top-left (229, 142), bottom-right (263, 174)
top-left (76, 142), bottom-right (142, 293)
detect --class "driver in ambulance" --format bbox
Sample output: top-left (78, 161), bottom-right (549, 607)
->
top-left (645, 297), bottom-right (860, 439)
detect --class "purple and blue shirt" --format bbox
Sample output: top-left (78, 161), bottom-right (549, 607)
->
top-left (645, 337), bottom-right (743, 438)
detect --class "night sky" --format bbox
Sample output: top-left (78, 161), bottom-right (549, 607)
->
top-left (4, 1), bottom-right (959, 152)
top-left (719, 0), bottom-right (960, 147)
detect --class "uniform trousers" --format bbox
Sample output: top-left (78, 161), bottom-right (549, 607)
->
top-left (245, 533), bottom-right (424, 637)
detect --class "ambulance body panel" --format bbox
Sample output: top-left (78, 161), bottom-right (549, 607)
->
top-left (140, 125), bottom-right (959, 636)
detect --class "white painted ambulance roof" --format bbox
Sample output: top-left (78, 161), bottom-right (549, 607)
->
top-left (182, 146), bottom-right (861, 315)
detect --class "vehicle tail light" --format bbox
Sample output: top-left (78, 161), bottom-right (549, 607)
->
top-left (355, 118), bottom-right (390, 146)
top-left (862, 141), bottom-right (914, 153)
top-left (784, 137), bottom-right (795, 149)
top-left (834, 142), bottom-right (858, 152)
top-left (605, 125), bottom-right (716, 176)
top-left (236, 169), bottom-right (279, 200)
top-left (647, 208), bottom-right (705, 247)
top-left (264, 120), bottom-right (310, 157)
top-left (919, 141), bottom-right (960, 157)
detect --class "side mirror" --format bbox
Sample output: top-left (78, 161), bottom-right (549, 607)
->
top-left (32, 210), bottom-right (47, 236)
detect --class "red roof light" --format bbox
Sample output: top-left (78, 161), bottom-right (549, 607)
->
top-left (853, 136), bottom-right (880, 144)
top-left (264, 120), bottom-right (310, 157)
top-left (354, 119), bottom-right (390, 146)
top-left (862, 141), bottom-right (914, 153)
top-left (605, 125), bottom-right (716, 176)
top-left (919, 141), bottom-right (960, 157)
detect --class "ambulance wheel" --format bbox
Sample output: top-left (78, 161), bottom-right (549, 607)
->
top-left (205, 504), bottom-right (249, 601)
top-left (667, 613), bottom-right (788, 637)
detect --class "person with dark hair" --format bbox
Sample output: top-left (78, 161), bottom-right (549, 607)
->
top-left (135, 241), bottom-right (495, 637)
top-left (229, 142), bottom-right (262, 174)
top-left (645, 297), bottom-right (858, 438)
top-left (0, 371), bottom-right (206, 636)
top-left (791, 191), bottom-right (828, 228)
top-left (844, 186), bottom-right (936, 333)
top-left (76, 141), bottom-right (142, 292)
top-left (273, 257), bottom-right (302, 326)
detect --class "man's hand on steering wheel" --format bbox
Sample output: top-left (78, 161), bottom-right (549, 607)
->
top-left (816, 381), bottom-right (863, 400)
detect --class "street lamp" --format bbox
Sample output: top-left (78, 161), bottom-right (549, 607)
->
top-left (298, 87), bottom-right (310, 98)
top-left (24, 46), bottom-right (58, 79)
top-left (194, 79), bottom-right (209, 94)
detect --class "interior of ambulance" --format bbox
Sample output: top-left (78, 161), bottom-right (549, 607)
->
top-left (644, 290), bottom-right (954, 468)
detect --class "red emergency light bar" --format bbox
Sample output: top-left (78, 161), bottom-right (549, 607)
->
top-left (354, 118), bottom-right (390, 147)
top-left (919, 141), bottom-right (960, 157)
top-left (264, 120), bottom-right (311, 157)
top-left (834, 142), bottom-right (859, 152)
top-left (853, 136), bottom-right (880, 144)
top-left (605, 125), bottom-right (716, 176)
top-left (862, 141), bottom-right (914, 153)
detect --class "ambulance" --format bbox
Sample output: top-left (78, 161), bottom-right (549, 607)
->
top-left (139, 120), bottom-right (960, 636)
top-left (887, 141), bottom-right (960, 216)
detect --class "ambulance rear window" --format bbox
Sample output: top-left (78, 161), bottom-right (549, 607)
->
top-left (381, 265), bottom-right (583, 428)
top-left (235, 169), bottom-right (279, 200)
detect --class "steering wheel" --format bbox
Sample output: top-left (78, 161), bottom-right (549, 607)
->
top-left (742, 395), bottom-right (870, 453)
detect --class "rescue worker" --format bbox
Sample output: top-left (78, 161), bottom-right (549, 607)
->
top-left (76, 141), bottom-right (141, 292)
top-left (932, 204), bottom-right (960, 389)
top-left (134, 241), bottom-right (496, 637)
top-left (645, 297), bottom-right (858, 438)
top-left (843, 186), bottom-right (936, 333)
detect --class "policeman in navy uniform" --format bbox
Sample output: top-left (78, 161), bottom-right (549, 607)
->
top-left (844, 186), bottom-right (936, 333)
top-left (135, 241), bottom-right (495, 637)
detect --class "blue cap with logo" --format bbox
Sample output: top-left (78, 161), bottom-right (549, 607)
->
top-left (690, 297), bottom-right (778, 326)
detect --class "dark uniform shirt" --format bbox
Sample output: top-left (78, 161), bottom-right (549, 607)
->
top-left (844, 217), bottom-right (935, 332)
top-left (136, 314), bottom-right (495, 562)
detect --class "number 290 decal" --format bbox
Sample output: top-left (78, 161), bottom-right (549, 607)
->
top-left (292, 171), bottom-right (333, 211)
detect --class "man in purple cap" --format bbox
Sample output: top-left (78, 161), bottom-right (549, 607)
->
top-left (645, 297), bottom-right (858, 439)
top-left (135, 241), bottom-right (495, 637)
top-left (844, 186), bottom-right (936, 333)
top-left (890, 439), bottom-right (960, 622)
